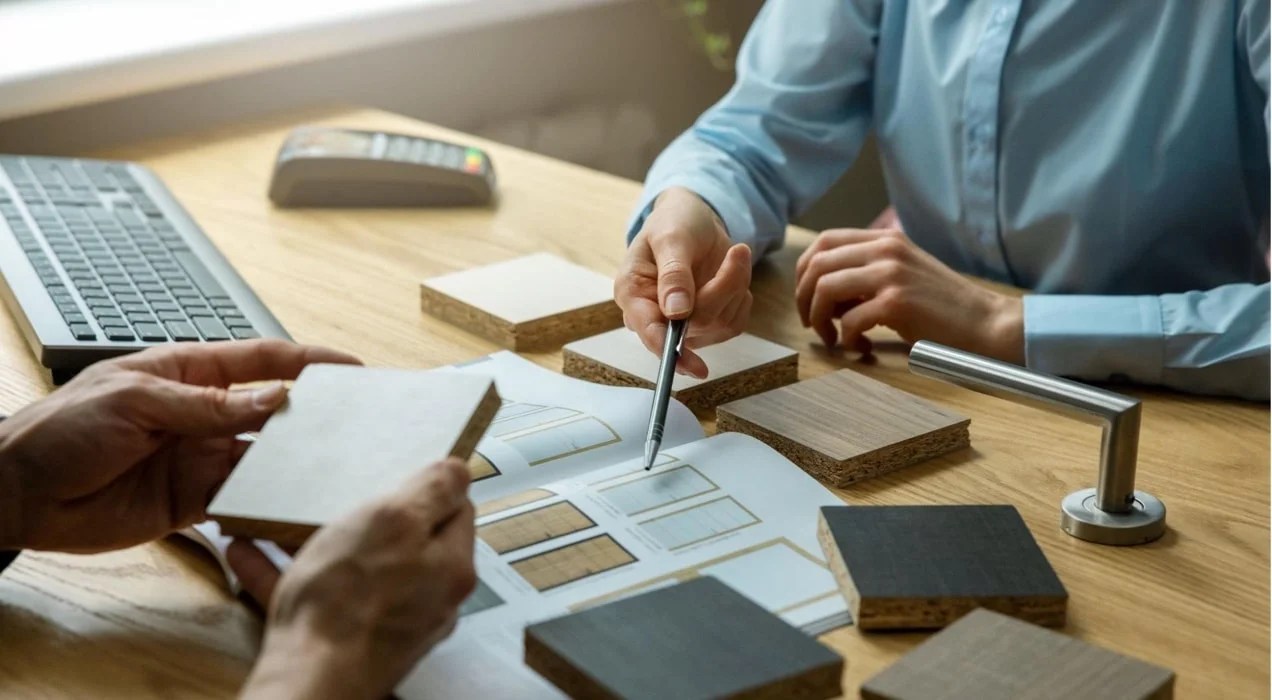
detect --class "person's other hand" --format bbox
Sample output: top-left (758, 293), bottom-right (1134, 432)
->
top-left (794, 228), bottom-right (1024, 361)
top-left (230, 458), bottom-right (476, 700)
top-left (0, 340), bottom-right (361, 553)
top-left (615, 186), bottom-right (753, 378)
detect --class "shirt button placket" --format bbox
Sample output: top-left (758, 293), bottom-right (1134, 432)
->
top-left (959, 0), bottom-right (1020, 279)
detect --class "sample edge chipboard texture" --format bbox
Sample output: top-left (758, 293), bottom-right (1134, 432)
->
top-left (562, 328), bottom-right (799, 409)
top-left (524, 577), bottom-right (844, 700)
top-left (208, 364), bottom-right (501, 546)
top-left (420, 253), bottom-right (624, 350)
top-left (717, 369), bottom-right (970, 487)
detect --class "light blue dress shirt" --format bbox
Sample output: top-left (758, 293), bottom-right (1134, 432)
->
top-left (630, 0), bottom-right (1270, 400)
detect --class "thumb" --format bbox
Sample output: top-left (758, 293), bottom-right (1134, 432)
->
top-left (148, 380), bottom-right (289, 437)
top-left (648, 235), bottom-right (697, 320)
top-left (227, 538), bottom-right (283, 609)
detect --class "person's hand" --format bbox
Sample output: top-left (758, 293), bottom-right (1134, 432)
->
top-left (794, 227), bottom-right (1024, 361)
top-left (615, 186), bottom-right (753, 378)
top-left (868, 205), bottom-right (903, 232)
top-left (229, 458), bottom-right (477, 700)
top-left (0, 340), bottom-right (361, 553)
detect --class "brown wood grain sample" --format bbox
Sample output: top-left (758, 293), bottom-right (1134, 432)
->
top-left (420, 252), bottom-right (622, 350)
top-left (562, 328), bottom-right (798, 409)
top-left (861, 608), bottom-right (1174, 699)
top-left (525, 577), bottom-right (843, 699)
top-left (208, 364), bottom-right (500, 546)
top-left (717, 369), bottom-right (970, 486)
top-left (818, 505), bottom-right (1067, 630)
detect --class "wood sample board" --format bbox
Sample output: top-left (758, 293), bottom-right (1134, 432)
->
top-left (562, 328), bottom-right (798, 409)
top-left (420, 253), bottom-right (623, 350)
top-left (524, 576), bottom-right (844, 699)
top-left (862, 608), bottom-right (1174, 699)
top-left (208, 364), bottom-right (500, 546)
top-left (717, 369), bottom-right (970, 486)
top-left (817, 505), bottom-right (1067, 630)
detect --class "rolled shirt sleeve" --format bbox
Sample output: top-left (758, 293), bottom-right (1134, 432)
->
top-left (627, 0), bottom-right (882, 256)
top-left (1024, 283), bottom-right (1270, 400)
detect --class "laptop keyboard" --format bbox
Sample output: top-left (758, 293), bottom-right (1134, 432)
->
top-left (0, 156), bottom-right (260, 343)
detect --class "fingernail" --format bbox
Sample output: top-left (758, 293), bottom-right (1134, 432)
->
top-left (251, 382), bottom-right (287, 410)
top-left (665, 291), bottom-right (690, 316)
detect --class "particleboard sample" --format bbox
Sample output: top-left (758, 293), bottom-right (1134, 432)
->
top-left (562, 328), bottom-right (798, 409)
top-left (817, 505), bottom-right (1067, 630)
top-left (420, 253), bottom-right (623, 350)
top-left (861, 608), bottom-right (1175, 700)
top-left (525, 576), bottom-right (843, 700)
top-left (208, 364), bottom-right (500, 546)
top-left (717, 369), bottom-right (969, 487)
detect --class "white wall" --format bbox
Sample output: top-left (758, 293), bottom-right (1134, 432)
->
top-left (0, 0), bottom-right (885, 230)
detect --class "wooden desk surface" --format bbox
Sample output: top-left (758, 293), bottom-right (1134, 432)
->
top-left (0, 108), bottom-right (1267, 698)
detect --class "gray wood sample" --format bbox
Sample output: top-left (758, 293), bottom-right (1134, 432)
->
top-left (419, 253), bottom-right (623, 350)
top-left (524, 576), bottom-right (843, 700)
top-left (862, 608), bottom-right (1175, 700)
top-left (717, 369), bottom-right (969, 486)
top-left (208, 364), bottom-right (500, 546)
top-left (562, 329), bottom-right (798, 410)
top-left (817, 505), bottom-right (1067, 630)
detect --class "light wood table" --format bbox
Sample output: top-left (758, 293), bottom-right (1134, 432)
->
top-left (0, 108), bottom-right (1267, 698)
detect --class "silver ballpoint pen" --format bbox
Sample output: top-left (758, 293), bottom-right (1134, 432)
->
top-left (643, 318), bottom-right (687, 470)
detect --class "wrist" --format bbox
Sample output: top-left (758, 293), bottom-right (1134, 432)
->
top-left (243, 618), bottom-right (379, 700)
top-left (982, 294), bottom-right (1025, 364)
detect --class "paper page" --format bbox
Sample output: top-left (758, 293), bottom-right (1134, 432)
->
top-left (185, 432), bottom-right (850, 699)
top-left (448, 352), bottom-right (703, 503)
top-left (404, 431), bottom-right (851, 698)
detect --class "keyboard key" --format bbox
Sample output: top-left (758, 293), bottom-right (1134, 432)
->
top-left (231, 328), bottom-right (261, 340)
top-left (69, 323), bottom-right (96, 340)
top-left (115, 293), bottom-right (143, 305)
top-left (133, 323), bottom-right (167, 341)
top-left (192, 316), bottom-right (231, 341)
top-left (223, 317), bottom-right (254, 329)
top-left (104, 326), bottom-right (135, 341)
top-left (185, 306), bottom-right (214, 318)
top-left (164, 320), bottom-right (199, 341)
top-left (120, 302), bottom-right (150, 313)
top-left (143, 291), bottom-right (171, 302)
top-left (152, 302), bottom-right (180, 312)
top-left (65, 312), bottom-right (87, 325)
top-left (96, 313), bottom-right (125, 326)
top-left (115, 207), bottom-right (145, 228)
top-left (210, 298), bottom-right (238, 310)
top-left (127, 310), bottom-right (156, 322)
top-left (157, 310), bottom-right (187, 322)
top-left (174, 251), bottom-right (227, 298)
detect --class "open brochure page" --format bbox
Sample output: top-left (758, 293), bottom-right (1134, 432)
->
top-left (449, 351), bottom-right (704, 503)
top-left (190, 432), bottom-right (851, 699)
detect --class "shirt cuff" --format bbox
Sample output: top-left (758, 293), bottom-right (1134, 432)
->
top-left (1023, 294), bottom-right (1165, 385)
top-left (624, 176), bottom-right (758, 254)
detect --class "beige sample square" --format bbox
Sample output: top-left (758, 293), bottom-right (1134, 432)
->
top-left (717, 369), bottom-right (969, 486)
top-left (862, 608), bottom-right (1174, 700)
top-left (420, 253), bottom-right (622, 350)
top-left (208, 364), bottom-right (500, 546)
top-left (562, 328), bottom-right (798, 409)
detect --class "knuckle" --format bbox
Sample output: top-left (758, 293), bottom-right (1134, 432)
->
top-left (878, 258), bottom-right (906, 282)
top-left (877, 288), bottom-right (907, 316)
top-left (657, 257), bottom-right (691, 279)
top-left (877, 236), bottom-right (908, 259)
top-left (369, 501), bottom-right (419, 538)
